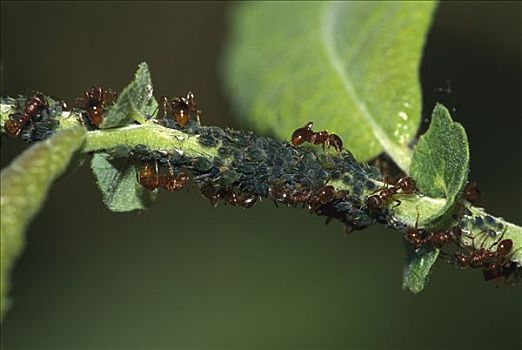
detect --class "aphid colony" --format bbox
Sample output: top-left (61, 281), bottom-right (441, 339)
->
top-left (3, 91), bottom-right (520, 285)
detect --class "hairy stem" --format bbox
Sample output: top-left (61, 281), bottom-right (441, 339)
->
top-left (1, 103), bottom-right (521, 265)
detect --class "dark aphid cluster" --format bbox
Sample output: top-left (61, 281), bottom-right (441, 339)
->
top-left (76, 86), bottom-right (117, 128)
top-left (130, 117), bottom-right (381, 231)
top-left (3, 93), bottom-right (64, 141)
top-left (291, 121), bottom-right (343, 152)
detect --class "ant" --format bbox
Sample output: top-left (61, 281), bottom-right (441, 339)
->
top-left (200, 183), bottom-right (257, 208)
top-left (426, 226), bottom-right (463, 249)
top-left (366, 176), bottom-right (417, 212)
top-left (137, 162), bottom-right (160, 191)
top-left (76, 86), bottom-right (116, 127)
top-left (137, 160), bottom-right (189, 192)
top-left (308, 185), bottom-right (346, 211)
top-left (463, 181), bottom-right (481, 205)
top-left (404, 211), bottom-right (429, 251)
top-left (290, 121), bottom-right (343, 152)
top-left (161, 170), bottom-right (190, 192)
top-left (162, 91), bottom-right (201, 128)
top-left (451, 229), bottom-right (513, 269)
top-left (4, 93), bottom-right (48, 137)
top-left (482, 260), bottom-right (521, 286)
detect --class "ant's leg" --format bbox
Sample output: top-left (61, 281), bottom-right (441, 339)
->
top-left (161, 96), bottom-right (168, 118)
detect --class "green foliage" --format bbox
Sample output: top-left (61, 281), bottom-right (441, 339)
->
top-left (401, 104), bottom-right (469, 293)
top-left (0, 127), bottom-right (86, 319)
top-left (100, 62), bottom-right (157, 129)
top-left (91, 153), bottom-right (157, 212)
top-left (402, 248), bottom-right (439, 294)
top-left (410, 104), bottom-right (469, 225)
top-left (224, 1), bottom-right (437, 171)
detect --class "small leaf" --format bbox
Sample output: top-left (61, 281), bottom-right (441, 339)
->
top-left (223, 2), bottom-right (437, 171)
top-left (402, 247), bottom-right (439, 294)
top-left (100, 62), bottom-right (157, 129)
top-left (91, 153), bottom-right (157, 212)
top-left (409, 103), bottom-right (469, 224)
top-left (1, 126), bottom-right (86, 319)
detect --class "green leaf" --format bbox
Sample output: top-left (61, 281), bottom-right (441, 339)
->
top-left (402, 247), bottom-right (439, 294)
top-left (399, 104), bottom-right (468, 293)
top-left (91, 153), bottom-right (157, 212)
top-left (1, 126), bottom-right (86, 319)
top-left (409, 103), bottom-right (469, 225)
top-left (100, 62), bottom-right (158, 129)
top-left (223, 2), bottom-right (437, 171)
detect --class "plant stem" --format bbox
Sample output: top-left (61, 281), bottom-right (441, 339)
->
top-left (1, 103), bottom-right (520, 265)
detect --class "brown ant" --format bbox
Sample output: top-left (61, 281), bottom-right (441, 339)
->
top-left (137, 160), bottom-right (189, 192)
top-left (76, 86), bottom-right (116, 127)
top-left (137, 162), bottom-right (160, 191)
top-left (451, 229), bottom-right (513, 269)
top-left (4, 93), bottom-right (48, 136)
top-left (366, 176), bottom-right (417, 212)
top-left (290, 121), bottom-right (343, 152)
top-left (404, 211), bottom-right (429, 251)
top-left (161, 170), bottom-right (189, 192)
top-left (200, 183), bottom-right (257, 208)
top-left (162, 91), bottom-right (201, 128)
top-left (482, 260), bottom-right (521, 286)
top-left (426, 226), bottom-right (462, 249)
top-left (463, 181), bottom-right (481, 205)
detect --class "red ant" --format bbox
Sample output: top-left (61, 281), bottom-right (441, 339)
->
top-left (463, 181), bottom-right (480, 205)
top-left (137, 162), bottom-right (160, 191)
top-left (426, 226), bottom-right (463, 249)
top-left (4, 93), bottom-right (48, 136)
top-left (162, 91), bottom-right (201, 128)
top-left (76, 86), bottom-right (116, 127)
top-left (451, 230), bottom-right (513, 269)
top-left (290, 121), bottom-right (343, 152)
top-left (366, 176), bottom-right (416, 212)
top-left (137, 160), bottom-right (189, 192)
top-left (200, 183), bottom-right (257, 208)
top-left (482, 260), bottom-right (521, 286)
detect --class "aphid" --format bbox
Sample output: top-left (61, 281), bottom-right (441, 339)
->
top-left (76, 86), bottom-right (116, 127)
top-left (162, 91), bottom-right (201, 128)
top-left (5, 93), bottom-right (48, 136)
top-left (463, 181), bottom-right (481, 204)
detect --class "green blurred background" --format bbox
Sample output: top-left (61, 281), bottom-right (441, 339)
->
top-left (1, 1), bottom-right (520, 349)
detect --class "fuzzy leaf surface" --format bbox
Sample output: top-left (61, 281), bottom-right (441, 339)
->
top-left (100, 62), bottom-right (157, 129)
top-left (224, 2), bottom-right (437, 171)
top-left (403, 247), bottom-right (439, 294)
top-left (91, 153), bottom-right (157, 212)
top-left (0, 127), bottom-right (86, 319)
top-left (410, 103), bottom-right (469, 224)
